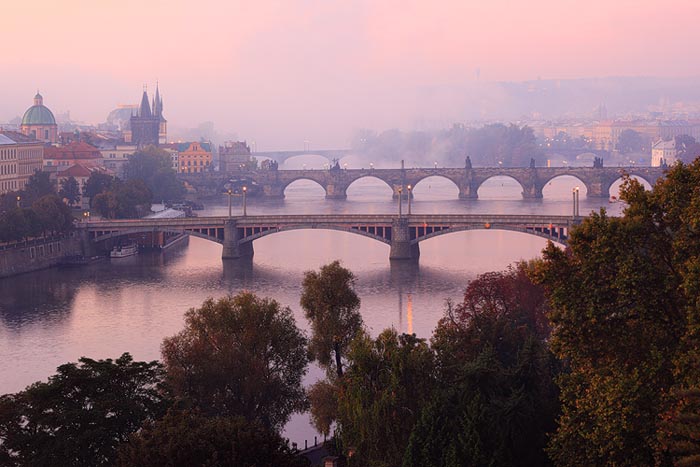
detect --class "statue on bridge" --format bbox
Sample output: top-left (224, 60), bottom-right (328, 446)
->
top-left (593, 156), bottom-right (604, 168)
top-left (530, 158), bottom-right (536, 168)
top-left (330, 158), bottom-right (341, 172)
top-left (261, 159), bottom-right (279, 170)
top-left (465, 156), bottom-right (472, 169)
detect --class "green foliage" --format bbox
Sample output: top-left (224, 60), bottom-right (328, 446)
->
top-left (307, 378), bottom-right (338, 437)
top-left (83, 172), bottom-right (114, 202)
top-left (58, 176), bottom-right (81, 206)
top-left (161, 292), bottom-right (309, 431)
top-left (32, 194), bottom-right (74, 235)
top-left (338, 329), bottom-right (435, 467)
top-left (124, 146), bottom-right (185, 201)
top-left (300, 260), bottom-right (363, 378)
top-left (533, 162), bottom-right (700, 465)
top-left (22, 170), bottom-right (54, 205)
top-left (0, 208), bottom-right (39, 242)
top-left (92, 179), bottom-right (151, 219)
top-left (0, 353), bottom-right (169, 467)
top-left (405, 263), bottom-right (558, 467)
top-left (118, 410), bottom-right (309, 467)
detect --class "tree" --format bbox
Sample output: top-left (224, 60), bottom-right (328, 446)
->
top-left (83, 172), bottom-right (114, 202)
top-left (59, 176), bottom-right (81, 206)
top-left (92, 180), bottom-right (151, 219)
top-left (300, 261), bottom-right (363, 378)
top-left (161, 292), bottom-right (309, 431)
top-left (32, 194), bottom-right (73, 236)
top-left (118, 410), bottom-right (309, 467)
top-left (0, 353), bottom-right (169, 467)
top-left (533, 165), bottom-right (700, 464)
top-left (124, 146), bottom-right (185, 201)
top-left (335, 330), bottom-right (434, 467)
top-left (405, 263), bottom-right (558, 467)
top-left (23, 170), bottom-right (54, 205)
top-left (616, 129), bottom-right (646, 154)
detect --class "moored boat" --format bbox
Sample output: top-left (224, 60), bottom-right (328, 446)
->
top-left (110, 243), bottom-right (139, 258)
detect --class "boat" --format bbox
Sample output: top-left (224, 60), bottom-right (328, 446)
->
top-left (110, 243), bottom-right (139, 258)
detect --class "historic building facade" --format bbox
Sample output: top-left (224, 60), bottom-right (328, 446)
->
top-left (0, 131), bottom-right (44, 195)
top-left (20, 92), bottom-right (58, 144)
top-left (163, 141), bottom-right (212, 173)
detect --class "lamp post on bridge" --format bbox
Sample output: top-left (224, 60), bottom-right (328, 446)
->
top-left (407, 184), bottom-right (412, 215)
top-left (572, 186), bottom-right (579, 217)
top-left (227, 189), bottom-right (233, 218)
top-left (16, 195), bottom-right (20, 208)
top-left (398, 187), bottom-right (403, 219)
top-left (83, 210), bottom-right (90, 224)
top-left (242, 186), bottom-right (248, 217)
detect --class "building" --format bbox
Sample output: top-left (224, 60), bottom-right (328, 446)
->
top-left (0, 131), bottom-right (44, 195)
top-left (651, 139), bottom-right (677, 167)
top-left (162, 147), bottom-right (179, 172)
top-left (55, 164), bottom-right (112, 209)
top-left (20, 92), bottom-right (58, 144)
top-left (100, 145), bottom-right (137, 178)
top-left (219, 141), bottom-right (253, 172)
top-left (164, 142), bottom-right (212, 173)
top-left (43, 141), bottom-right (103, 172)
top-left (128, 85), bottom-right (166, 147)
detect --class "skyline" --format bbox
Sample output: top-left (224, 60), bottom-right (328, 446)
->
top-left (2, 0), bottom-right (700, 149)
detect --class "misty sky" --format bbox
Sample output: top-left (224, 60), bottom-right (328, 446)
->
top-left (2, 0), bottom-right (699, 149)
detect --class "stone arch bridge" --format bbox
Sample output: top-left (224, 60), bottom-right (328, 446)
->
top-left (81, 214), bottom-right (581, 261)
top-left (182, 166), bottom-right (665, 199)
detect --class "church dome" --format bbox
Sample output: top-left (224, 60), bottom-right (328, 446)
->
top-left (21, 93), bottom-right (56, 126)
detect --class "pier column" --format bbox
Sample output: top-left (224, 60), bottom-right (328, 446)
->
top-left (325, 183), bottom-right (348, 199)
top-left (585, 175), bottom-right (613, 197)
top-left (389, 218), bottom-right (420, 260)
top-left (458, 183), bottom-right (479, 199)
top-left (262, 184), bottom-right (285, 199)
top-left (391, 185), bottom-right (412, 200)
top-left (222, 220), bottom-right (254, 259)
top-left (521, 182), bottom-right (543, 199)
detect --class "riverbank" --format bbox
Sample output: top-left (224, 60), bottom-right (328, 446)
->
top-left (0, 235), bottom-right (83, 278)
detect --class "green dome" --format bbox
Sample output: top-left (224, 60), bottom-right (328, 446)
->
top-left (22, 104), bottom-right (56, 126)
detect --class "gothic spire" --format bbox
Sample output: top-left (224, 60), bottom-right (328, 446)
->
top-left (139, 89), bottom-right (152, 118)
top-left (154, 82), bottom-right (162, 117)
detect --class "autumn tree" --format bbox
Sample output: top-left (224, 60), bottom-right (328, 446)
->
top-left (533, 161), bottom-right (700, 465)
top-left (161, 292), bottom-right (309, 431)
top-left (0, 354), bottom-right (168, 467)
top-left (300, 260), bottom-right (363, 378)
top-left (118, 410), bottom-right (309, 467)
top-left (404, 262), bottom-right (558, 467)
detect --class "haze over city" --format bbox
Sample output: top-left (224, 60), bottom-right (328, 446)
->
top-left (3, 0), bottom-right (700, 149)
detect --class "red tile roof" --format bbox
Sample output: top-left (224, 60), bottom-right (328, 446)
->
top-left (44, 141), bottom-right (101, 160)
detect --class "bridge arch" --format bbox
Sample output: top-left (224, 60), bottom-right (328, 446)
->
top-left (476, 175), bottom-right (526, 199)
top-left (238, 225), bottom-right (391, 245)
top-left (411, 175), bottom-right (461, 199)
top-left (345, 175), bottom-right (394, 198)
top-left (281, 177), bottom-right (328, 198)
top-left (540, 173), bottom-right (589, 198)
top-left (280, 154), bottom-right (332, 169)
top-left (92, 227), bottom-right (224, 245)
top-left (412, 224), bottom-right (569, 245)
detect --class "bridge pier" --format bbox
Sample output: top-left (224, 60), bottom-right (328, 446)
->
top-left (222, 220), bottom-right (254, 259)
top-left (458, 184), bottom-right (479, 199)
top-left (521, 183), bottom-right (543, 199)
top-left (262, 184), bottom-right (285, 199)
top-left (325, 183), bottom-right (347, 199)
top-left (389, 218), bottom-right (420, 260)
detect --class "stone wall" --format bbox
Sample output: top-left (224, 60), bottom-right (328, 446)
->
top-left (0, 235), bottom-right (83, 279)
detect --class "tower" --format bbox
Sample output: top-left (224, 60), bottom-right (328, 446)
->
top-left (129, 84), bottom-right (166, 147)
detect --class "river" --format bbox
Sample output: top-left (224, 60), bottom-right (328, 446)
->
top-left (0, 159), bottom-right (641, 445)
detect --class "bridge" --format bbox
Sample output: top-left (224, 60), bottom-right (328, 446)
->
top-left (252, 149), bottom-right (352, 165)
top-left (80, 214), bottom-right (582, 261)
top-left (182, 165), bottom-right (666, 200)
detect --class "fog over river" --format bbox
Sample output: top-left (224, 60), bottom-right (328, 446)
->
top-left (0, 161), bottom-right (643, 445)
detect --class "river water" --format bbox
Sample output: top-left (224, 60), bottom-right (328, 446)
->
top-left (0, 158), bottom-right (640, 445)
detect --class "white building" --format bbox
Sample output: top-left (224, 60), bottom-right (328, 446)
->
top-left (651, 139), bottom-right (676, 167)
top-left (100, 145), bottom-right (137, 178)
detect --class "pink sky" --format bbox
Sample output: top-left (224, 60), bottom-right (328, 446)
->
top-left (2, 0), bottom-right (699, 148)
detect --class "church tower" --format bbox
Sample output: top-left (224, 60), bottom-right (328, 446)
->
top-left (129, 84), bottom-right (166, 147)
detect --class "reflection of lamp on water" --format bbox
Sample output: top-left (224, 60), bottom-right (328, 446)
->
top-left (407, 293), bottom-right (413, 335)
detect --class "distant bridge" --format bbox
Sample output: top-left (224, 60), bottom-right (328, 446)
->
top-left (81, 214), bottom-right (582, 261)
top-left (182, 165), bottom-right (666, 199)
top-left (252, 149), bottom-right (352, 164)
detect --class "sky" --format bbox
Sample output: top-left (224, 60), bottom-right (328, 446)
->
top-left (2, 0), bottom-right (700, 149)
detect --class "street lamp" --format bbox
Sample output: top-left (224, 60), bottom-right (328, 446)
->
top-left (572, 187), bottom-right (580, 217)
top-left (344, 163), bottom-right (348, 170)
top-left (242, 186), bottom-right (248, 217)
top-left (498, 160), bottom-right (503, 169)
top-left (434, 161), bottom-right (438, 169)
top-left (227, 188), bottom-right (233, 218)
top-left (398, 187), bottom-right (403, 219)
top-left (407, 184), bottom-right (412, 215)
top-left (83, 211), bottom-right (90, 223)
top-left (16, 195), bottom-right (20, 208)
top-left (369, 162), bottom-right (374, 170)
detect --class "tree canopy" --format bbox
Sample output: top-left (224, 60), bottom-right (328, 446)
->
top-left (300, 261), bottom-right (363, 378)
top-left (123, 146), bottom-right (185, 202)
top-left (0, 353), bottom-right (169, 467)
top-left (161, 292), bottom-right (309, 431)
